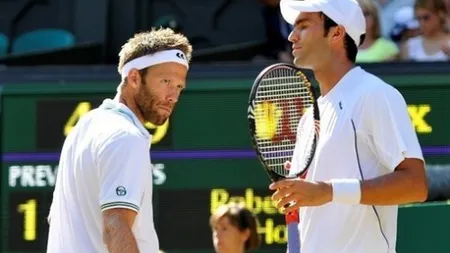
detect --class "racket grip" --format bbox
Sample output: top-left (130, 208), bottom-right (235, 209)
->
top-left (286, 210), bottom-right (300, 253)
top-left (287, 221), bottom-right (300, 253)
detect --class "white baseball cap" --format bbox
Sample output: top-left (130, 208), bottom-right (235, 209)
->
top-left (394, 6), bottom-right (419, 30)
top-left (280, 0), bottom-right (366, 46)
top-left (390, 6), bottom-right (420, 42)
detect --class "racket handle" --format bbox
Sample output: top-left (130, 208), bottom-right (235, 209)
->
top-left (286, 210), bottom-right (300, 253)
top-left (286, 172), bottom-right (306, 252)
top-left (287, 221), bottom-right (300, 253)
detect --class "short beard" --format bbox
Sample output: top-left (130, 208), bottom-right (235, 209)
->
top-left (134, 80), bottom-right (167, 126)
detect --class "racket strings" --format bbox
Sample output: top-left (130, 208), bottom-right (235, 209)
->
top-left (253, 67), bottom-right (316, 177)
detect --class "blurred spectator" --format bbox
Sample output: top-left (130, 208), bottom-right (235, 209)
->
top-left (445, 0), bottom-right (450, 27)
top-left (210, 202), bottom-right (261, 253)
top-left (356, 0), bottom-right (400, 63)
top-left (257, 0), bottom-right (293, 62)
top-left (374, 0), bottom-right (416, 37)
top-left (390, 6), bottom-right (421, 44)
top-left (401, 0), bottom-right (450, 61)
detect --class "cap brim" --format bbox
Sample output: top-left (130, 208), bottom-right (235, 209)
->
top-left (280, 0), bottom-right (321, 25)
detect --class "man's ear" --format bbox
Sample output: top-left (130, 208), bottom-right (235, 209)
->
top-left (329, 25), bottom-right (346, 45)
top-left (127, 69), bottom-right (141, 89)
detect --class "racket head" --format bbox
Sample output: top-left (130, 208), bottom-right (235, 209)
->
top-left (247, 63), bottom-right (320, 182)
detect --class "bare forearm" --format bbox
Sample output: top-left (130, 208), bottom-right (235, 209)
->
top-left (103, 220), bottom-right (139, 253)
top-left (360, 169), bottom-right (428, 205)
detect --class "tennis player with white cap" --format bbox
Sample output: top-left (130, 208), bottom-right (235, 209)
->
top-left (269, 0), bottom-right (428, 252)
top-left (46, 28), bottom-right (192, 253)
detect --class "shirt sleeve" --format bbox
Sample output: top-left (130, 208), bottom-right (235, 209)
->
top-left (360, 85), bottom-right (424, 172)
top-left (97, 133), bottom-right (149, 213)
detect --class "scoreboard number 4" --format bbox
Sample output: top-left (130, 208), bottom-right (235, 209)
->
top-left (64, 101), bottom-right (169, 144)
top-left (17, 199), bottom-right (37, 241)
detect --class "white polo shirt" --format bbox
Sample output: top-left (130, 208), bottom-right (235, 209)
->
top-left (294, 67), bottom-right (423, 253)
top-left (47, 98), bottom-right (159, 253)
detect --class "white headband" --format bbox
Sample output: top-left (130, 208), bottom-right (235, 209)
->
top-left (121, 49), bottom-right (189, 80)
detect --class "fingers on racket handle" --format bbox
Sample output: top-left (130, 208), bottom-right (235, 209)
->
top-left (282, 161), bottom-right (294, 209)
top-left (283, 161), bottom-right (292, 209)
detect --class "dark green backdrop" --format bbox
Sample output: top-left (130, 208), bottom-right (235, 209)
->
top-left (1, 66), bottom-right (450, 253)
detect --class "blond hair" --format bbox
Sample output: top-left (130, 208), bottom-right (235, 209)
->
top-left (356, 0), bottom-right (381, 39)
top-left (414, 0), bottom-right (448, 30)
top-left (118, 27), bottom-right (192, 74)
top-left (115, 27), bottom-right (192, 93)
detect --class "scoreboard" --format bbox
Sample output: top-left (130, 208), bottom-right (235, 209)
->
top-left (1, 63), bottom-right (450, 253)
top-left (1, 79), bottom-right (287, 253)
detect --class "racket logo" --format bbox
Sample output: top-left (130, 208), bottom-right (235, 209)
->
top-left (271, 99), bottom-right (303, 143)
top-left (249, 97), bottom-right (307, 143)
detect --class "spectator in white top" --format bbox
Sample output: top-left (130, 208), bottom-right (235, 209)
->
top-left (46, 28), bottom-right (192, 253)
top-left (401, 0), bottom-right (450, 61)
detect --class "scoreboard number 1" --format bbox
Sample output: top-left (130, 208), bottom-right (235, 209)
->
top-left (7, 192), bottom-right (50, 251)
top-left (17, 199), bottom-right (37, 241)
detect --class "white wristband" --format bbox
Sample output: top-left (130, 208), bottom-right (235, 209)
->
top-left (330, 179), bottom-right (361, 204)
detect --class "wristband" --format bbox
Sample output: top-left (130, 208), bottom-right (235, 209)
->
top-left (330, 179), bottom-right (361, 204)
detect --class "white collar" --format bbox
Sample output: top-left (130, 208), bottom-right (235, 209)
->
top-left (99, 96), bottom-right (152, 142)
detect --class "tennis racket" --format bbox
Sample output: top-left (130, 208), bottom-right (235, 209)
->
top-left (247, 63), bottom-right (320, 253)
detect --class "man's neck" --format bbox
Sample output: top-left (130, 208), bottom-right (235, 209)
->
top-left (313, 60), bottom-right (355, 96)
top-left (232, 246), bottom-right (245, 253)
top-left (118, 93), bottom-right (146, 124)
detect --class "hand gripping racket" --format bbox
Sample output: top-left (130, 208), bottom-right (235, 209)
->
top-left (247, 63), bottom-right (320, 253)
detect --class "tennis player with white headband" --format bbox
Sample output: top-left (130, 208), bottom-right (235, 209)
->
top-left (268, 0), bottom-right (428, 253)
top-left (47, 28), bottom-right (192, 253)
top-left (120, 48), bottom-right (189, 81)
